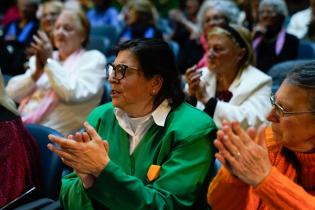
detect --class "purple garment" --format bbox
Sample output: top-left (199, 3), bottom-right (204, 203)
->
top-left (253, 28), bottom-right (286, 56)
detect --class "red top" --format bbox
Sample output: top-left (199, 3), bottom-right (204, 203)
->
top-left (0, 5), bottom-right (20, 26)
top-left (0, 117), bottom-right (40, 207)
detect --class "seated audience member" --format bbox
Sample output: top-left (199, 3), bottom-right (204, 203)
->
top-left (168, 0), bottom-right (201, 37)
top-left (185, 24), bottom-right (272, 129)
top-left (168, 0), bottom-right (204, 74)
top-left (25, 1), bottom-right (63, 57)
top-left (241, 0), bottom-right (260, 30)
top-left (6, 9), bottom-right (106, 135)
top-left (0, 0), bottom-right (39, 76)
top-left (87, 0), bottom-right (121, 30)
top-left (286, 0), bottom-right (315, 40)
top-left (301, 0), bottom-right (315, 43)
top-left (0, 0), bottom-right (20, 26)
top-left (0, 69), bottom-right (40, 207)
top-left (253, 0), bottom-right (299, 73)
top-left (195, 0), bottom-right (241, 69)
top-left (208, 61), bottom-right (315, 209)
top-left (39, 1), bottom-right (64, 43)
top-left (47, 38), bottom-right (216, 210)
top-left (118, 0), bottom-right (163, 43)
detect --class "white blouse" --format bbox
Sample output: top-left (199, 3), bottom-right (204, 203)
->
top-left (6, 50), bottom-right (106, 135)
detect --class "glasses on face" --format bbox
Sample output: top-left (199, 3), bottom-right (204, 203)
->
top-left (105, 63), bottom-right (141, 81)
top-left (259, 9), bottom-right (277, 17)
top-left (42, 11), bottom-right (60, 19)
top-left (270, 93), bottom-right (315, 117)
top-left (204, 15), bottom-right (226, 25)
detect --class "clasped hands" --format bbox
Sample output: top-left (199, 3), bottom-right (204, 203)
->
top-left (47, 122), bottom-right (110, 189)
top-left (214, 122), bottom-right (272, 187)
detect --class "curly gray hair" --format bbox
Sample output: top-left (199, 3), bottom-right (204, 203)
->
top-left (196, 0), bottom-right (240, 34)
top-left (259, 0), bottom-right (288, 17)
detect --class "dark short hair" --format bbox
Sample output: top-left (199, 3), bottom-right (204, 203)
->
top-left (114, 38), bottom-right (185, 108)
top-left (285, 61), bottom-right (315, 112)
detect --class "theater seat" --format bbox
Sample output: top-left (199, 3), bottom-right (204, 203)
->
top-left (26, 124), bottom-right (65, 200)
top-left (267, 59), bottom-right (311, 92)
top-left (13, 125), bottom-right (65, 210)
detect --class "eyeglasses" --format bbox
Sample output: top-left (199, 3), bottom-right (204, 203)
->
top-left (270, 94), bottom-right (315, 117)
top-left (105, 63), bottom-right (141, 81)
top-left (204, 15), bottom-right (227, 25)
top-left (258, 9), bottom-right (277, 17)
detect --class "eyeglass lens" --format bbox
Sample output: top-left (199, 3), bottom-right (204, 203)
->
top-left (107, 64), bottom-right (126, 80)
top-left (270, 94), bottom-right (283, 117)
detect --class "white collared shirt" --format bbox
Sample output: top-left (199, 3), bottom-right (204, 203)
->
top-left (115, 100), bottom-right (171, 154)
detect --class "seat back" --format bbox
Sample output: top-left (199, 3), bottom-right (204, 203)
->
top-left (2, 73), bottom-right (12, 86)
top-left (86, 35), bottom-right (111, 55)
top-left (267, 59), bottom-right (312, 92)
top-left (26, 124), bottom-right (64, 200)
top-left (90, 25), bottom-right (118, 52)
top-left (297, 40), bottom-right (315, 59)
top-left (99, 80), bottom-right (112, 105)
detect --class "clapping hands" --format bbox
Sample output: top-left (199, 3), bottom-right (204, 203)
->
top-left (27, 31), bottom-right (53, 81)
top-left (214, 122), bottom-right (272, 187)
top-left (47, 122), bottom-right (110, 189)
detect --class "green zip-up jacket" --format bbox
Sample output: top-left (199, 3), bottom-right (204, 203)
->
top-left (60, 102), bottom-right (217, 210)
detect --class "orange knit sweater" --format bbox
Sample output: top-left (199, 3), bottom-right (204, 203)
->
top-left (207, 130), bottom-right (315, 210)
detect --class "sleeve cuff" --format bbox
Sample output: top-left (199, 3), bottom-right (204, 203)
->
top-left (87, 161), bottom-right (118, 196)
top-left (254, 167), bottom-right (279, 192)
top-left (219, 167), bottom-right (248, 185)
top-left (203, 97), bottom-right (217, 117)
top-left (185, 94), bottom-right (197, 106)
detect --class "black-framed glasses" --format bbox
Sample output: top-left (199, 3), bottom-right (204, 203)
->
top-left (105, 63), bottom-right (141, 80)
top-left (270, 93), bottom-right (315, 117)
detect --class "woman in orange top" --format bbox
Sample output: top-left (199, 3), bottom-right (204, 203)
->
top-left (207, 61), bottom-right (315, 209)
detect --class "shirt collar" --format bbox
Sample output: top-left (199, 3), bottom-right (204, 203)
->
top-left (114, 99), bottom-right (171, 127)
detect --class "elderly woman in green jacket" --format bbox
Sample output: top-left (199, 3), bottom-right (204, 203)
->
top-left (48, 38), bottom-right (216, 210)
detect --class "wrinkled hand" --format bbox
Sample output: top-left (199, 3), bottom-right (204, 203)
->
top-left (214, 122), bottom-right (272, 187)
top-left (28, 31), bottom-right (53, 81)
top-left (47, 122), bottom-right (110, 179)
top-left (30, 31), bottom-right (53, 66)
top-left (67, 133), bottom-right (96, 189)
top-left (185, 65), bottom-right (209, 104)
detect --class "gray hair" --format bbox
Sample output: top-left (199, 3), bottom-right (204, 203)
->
top-left (0, 70), bottom-right (19, 115)
top-left (259, 0), bottom-right (288, 17)
top-left (196, 0), bottom-right (240, 33)
top-left (285, 61), bottom-right (315, 111)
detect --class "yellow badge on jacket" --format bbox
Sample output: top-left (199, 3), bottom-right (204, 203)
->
top-left (147, 165), bottom-right (161, 182)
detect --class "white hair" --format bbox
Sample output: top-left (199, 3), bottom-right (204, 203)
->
top-left (196, 0), bottom-right (240, 34)
top-left (259, 0), bottom-right (288, 17)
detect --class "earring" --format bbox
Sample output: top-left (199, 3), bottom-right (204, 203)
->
top-left (151, 90), bottom-right (157, 95)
